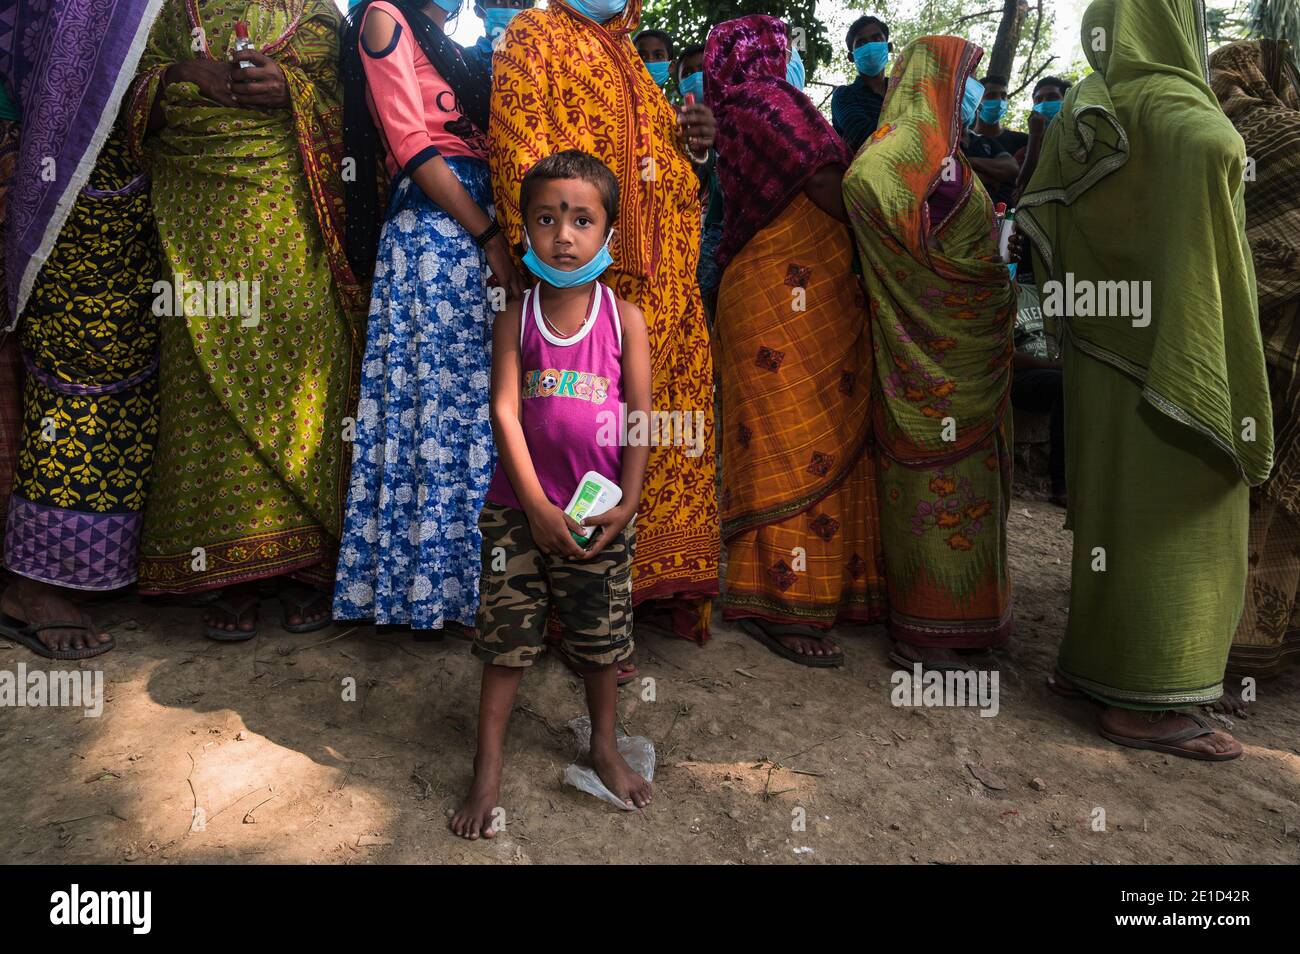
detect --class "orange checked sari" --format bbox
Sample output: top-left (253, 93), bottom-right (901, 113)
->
top-left (707, 15), bottom-right (886, 629)
top-left (717, 196), bottom-right (887, 627)
top-left (489, 0), bottom-right (719, 640)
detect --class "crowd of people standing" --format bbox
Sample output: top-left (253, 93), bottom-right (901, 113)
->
top-left (1, 0), bottom-right (1298, 831)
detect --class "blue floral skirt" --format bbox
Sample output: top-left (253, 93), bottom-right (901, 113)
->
top-left (333, 157), bottom-right (496, 629)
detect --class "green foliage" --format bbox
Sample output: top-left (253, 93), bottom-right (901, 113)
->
top-left (640, 0), bottom-right (833, 70)
top-left (1247, 0), bottom-right (1300, 69)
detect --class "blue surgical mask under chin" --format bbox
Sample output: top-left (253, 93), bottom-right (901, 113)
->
top-left (678, 70), bottom-right (704, 102)
top-left (961, 76), bottom-right (985, 127)
top-left (978, 98), bottom-right (1007, 124)
top-left (786, 45), bottom-right (805, 90)
top-left (646, 60), bottom-right (671, 88)
top-left (522, 230), bottom-right (615, 288)
top-left (565, 0), bottom-right (627, 22)
top-left (853, 41), bottom-right (889, 78)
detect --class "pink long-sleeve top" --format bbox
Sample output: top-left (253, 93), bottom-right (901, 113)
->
top-left (360, 1), bottom-right (489, 177)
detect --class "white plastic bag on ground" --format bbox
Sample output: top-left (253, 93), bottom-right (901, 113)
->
top-left (562, 716), bottom-right (655, 811)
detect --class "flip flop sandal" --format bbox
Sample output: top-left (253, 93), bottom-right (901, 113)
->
top-left (740, 619), bottom-right (844, 668)
top-left (1099, 712), bottom-right (1242, 762)
top-left (0, 612), bottom-right (115, 660)
top-left (204, 593), bottom-right (260, 642)
top-left (551, 642), bottom-right (640, 685)
top-left (887, 643), bottom-right (987, 673)
top-left (278, 586), bottom-right (333, 634)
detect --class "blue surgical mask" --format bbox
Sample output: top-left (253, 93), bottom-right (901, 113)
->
top-left (646, 60), bottom-right (671, 88)
top-left (481, 6), bottom-right (519, 46)
top-left (978, 98), bottom-right (1007, 124)
top-left (565, 0), bottom-right (627, 22)
top-left (786, 45), bottom-right (805, 90)
top-left (432, 0), bottom-right (463, 17)
top-left (678, 69), bottom-right (704, 103)
top-left (853, 41), bottom-right (889, 78)
top-left (1032, 99), bottom-right (1063, 120)
top-left (522, 229), bottom-right (614, 288)
top-left (961, 76), bottom-right (984, 127)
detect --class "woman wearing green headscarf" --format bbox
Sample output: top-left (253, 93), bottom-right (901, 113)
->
top-left (844, 34), bottom-right (1016, 670)
top-left (1018, 0), bottom-right (1272, 760)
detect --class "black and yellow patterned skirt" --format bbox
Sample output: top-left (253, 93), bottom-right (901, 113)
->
top-left (2, 130), bottom-right (161, 590)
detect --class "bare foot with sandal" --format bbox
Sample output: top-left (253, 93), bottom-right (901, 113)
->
top-left (1098, 707), bottom-right (1242, 761)
top-left (202, 582), bottom-right (332, 641)
top-left (0, 576), bottom-right (114, 658)
top-left (1050, 671), bottom-right (1243, 761)
top-left (740, 619), bottom-right (844, 667)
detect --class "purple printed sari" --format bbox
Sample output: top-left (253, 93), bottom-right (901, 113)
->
top-left (704, 14), bottom-right (850, 270)
top-left (0, 0), bottom-right (163, 326)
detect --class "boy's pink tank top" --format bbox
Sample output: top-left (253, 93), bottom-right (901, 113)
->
top-left (486, 282), bottom-right (625, 511)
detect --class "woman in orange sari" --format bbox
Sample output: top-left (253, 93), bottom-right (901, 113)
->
top-left (489, 0), bottom-right (719, 645)
top-left (707, 15), bottom-right (886, 665)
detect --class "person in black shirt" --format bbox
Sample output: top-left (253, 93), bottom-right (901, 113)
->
top-left (974, 75), bottom-right (1029, 156)
top-left (968, 74), bottom-right (1024, 206)
top-left (960, 125), bottom-right (1018, 205)
top-left (830, 14), bottom-right (891, 154)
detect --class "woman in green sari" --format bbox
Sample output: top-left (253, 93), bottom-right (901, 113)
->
top-left (126, 0), bottom-right (363, 639)
top-left (844, 35), bottom-right (1016, 670)
top-left (1018, 0), bottom-right (1272, 760)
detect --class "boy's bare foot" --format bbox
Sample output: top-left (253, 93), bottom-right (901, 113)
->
top-left (450, 750), bottom-right (504, 840)
top-left (591, 740), bottom-right (652, 809)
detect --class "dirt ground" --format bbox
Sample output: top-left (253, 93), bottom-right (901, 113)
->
top-left (2, 498), bottom-right (1298, 865)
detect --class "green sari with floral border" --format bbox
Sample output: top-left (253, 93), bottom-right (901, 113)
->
top-left (126, 0), bottom-right (361, 593)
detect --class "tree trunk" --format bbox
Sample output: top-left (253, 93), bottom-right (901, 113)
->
top-left (988, 0), bottom-right (1030, 79)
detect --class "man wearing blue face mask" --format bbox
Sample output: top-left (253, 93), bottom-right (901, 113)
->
top-left (830, 14), bottom-right (891, 153)
top-left (960, 74), bottom-right (1019, 206)
top-left (466, 0), bottom-right (534, 71)
top-left (973, 75), bottom-right (1029, 159)
top-left (969, 74), bottom-right (1025, 207)
top-left (635, 29), bottom-right (675, 91)
top-left (1014, 75), bottom-right (1071, 201)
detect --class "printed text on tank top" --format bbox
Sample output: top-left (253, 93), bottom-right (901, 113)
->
top-left (520, 283), bottom-right (623, 407)
top-left (483, 281), bottom-right (625, 511)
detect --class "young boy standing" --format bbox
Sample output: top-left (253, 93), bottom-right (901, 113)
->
top-left (451, 150), bottom-right (653, 840)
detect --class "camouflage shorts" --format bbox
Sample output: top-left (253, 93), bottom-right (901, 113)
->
top-left (472, 504), bottom-right (635, 669)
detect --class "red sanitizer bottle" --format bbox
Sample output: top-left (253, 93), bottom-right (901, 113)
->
top-left (233, 21), bottom-right (255, 68)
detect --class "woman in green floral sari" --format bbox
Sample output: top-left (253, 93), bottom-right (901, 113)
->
top-left (127, 0), bottom-right (362, 639)
top-left (843, 34), bottom-right (1016, 671)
